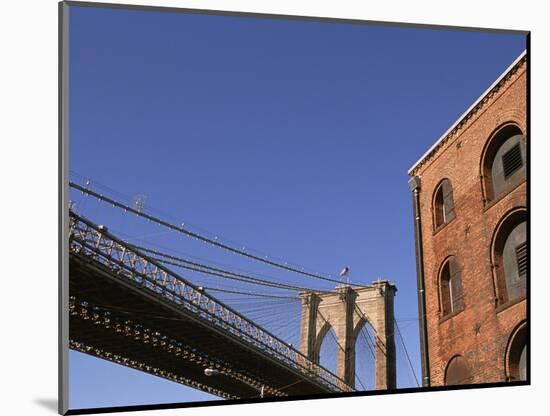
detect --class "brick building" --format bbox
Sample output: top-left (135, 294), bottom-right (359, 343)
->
top-left (408, 51), bottom-right (527, 387)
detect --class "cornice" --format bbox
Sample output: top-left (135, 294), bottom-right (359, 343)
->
top-left (408, 51), bottom-right (527, 177)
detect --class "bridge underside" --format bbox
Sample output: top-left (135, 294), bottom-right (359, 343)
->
top-left (69, 253), bottom-right (334, 400)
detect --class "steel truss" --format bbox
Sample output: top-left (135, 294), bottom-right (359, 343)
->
top-left (69, 212), bottom-right (353, 395)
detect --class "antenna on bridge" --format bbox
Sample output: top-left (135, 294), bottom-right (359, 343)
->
top-left (132, 194), bottom-right (147, 213)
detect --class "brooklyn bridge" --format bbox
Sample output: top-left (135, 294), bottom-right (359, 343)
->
top-left (67, 180), bottom-right (418, 400)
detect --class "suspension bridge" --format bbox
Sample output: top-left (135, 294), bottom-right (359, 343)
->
top-left (67, 178), bottom-right (419, 400)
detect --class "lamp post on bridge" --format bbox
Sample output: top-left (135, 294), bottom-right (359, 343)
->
top-left (204, 368), bottom-right (265, 398)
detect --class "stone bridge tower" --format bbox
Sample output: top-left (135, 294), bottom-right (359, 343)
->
top-left (299, 281), bottom-right (397, 389)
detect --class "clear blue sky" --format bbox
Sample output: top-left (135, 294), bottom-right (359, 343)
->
top-left (67, 4), bottom-right (526, 410)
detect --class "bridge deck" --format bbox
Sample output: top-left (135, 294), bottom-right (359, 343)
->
top-left (68, 215), bottom-right (349, 399)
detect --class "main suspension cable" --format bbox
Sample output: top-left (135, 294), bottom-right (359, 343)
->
top-left (150, 255), bottom-right (331, 293)
top-left (130, 243), bottom-right (332, 294)
top-left (70, 180), bottom-right (369, 288)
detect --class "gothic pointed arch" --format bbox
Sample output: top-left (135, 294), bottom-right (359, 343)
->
top-left (312, 319), bottom-right (333, 364)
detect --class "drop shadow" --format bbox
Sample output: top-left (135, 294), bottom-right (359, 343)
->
top-left (34, 398), bottom-right (58, 413)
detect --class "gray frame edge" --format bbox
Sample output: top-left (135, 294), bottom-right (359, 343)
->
top-left (59, 1), bottom-right (70, 414)
top-left (64, 0), bottom-right (530, 35)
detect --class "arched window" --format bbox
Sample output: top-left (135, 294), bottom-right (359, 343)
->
top-left (502, 222), bottom-right (527, 300)
top-left (433, 179), bottom-right (455, 229)
top-left (439, 257), bottom-right (464, 317)
top-left (506, 322), bottom-right (527, 381)
top-left (493, 209), bottom-right (527, 305)
top-left (482, 124), bottom-right (526, 203)
top-left (445, 355), bottom-right (472, 385)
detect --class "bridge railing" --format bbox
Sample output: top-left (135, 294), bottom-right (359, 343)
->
top-left (69, 212), bottom-right (353, 393)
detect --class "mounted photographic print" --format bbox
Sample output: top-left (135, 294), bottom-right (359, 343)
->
top-left (59, 1), bottom-right (529, 414)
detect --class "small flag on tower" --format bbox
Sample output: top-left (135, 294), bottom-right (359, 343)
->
top-left (339, 267), bottom-right (349, 277)
top-left (339, 266), bottom-right (350, 284)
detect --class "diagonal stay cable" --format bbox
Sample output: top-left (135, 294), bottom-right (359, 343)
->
top-left (130, 243), bottom-right (332, 294)
top-left (352, 307), bottom-right (377, 360)
top-left (70, 211), bottom-right (352, 392)
top-left (149, 255), bottom-right (331, 293)
top-left (358, 326), bottom-right (377, 362)
top-left (353, 304), bottom-right (388, 357)
top-left (395, 319), bottom-right (420, 387)
top-left (70, 181), bottom-right (370, 288)
top-left (316, 311), bottom-right (367, 391)
top-left (201, 287), bottom-right (300, 300)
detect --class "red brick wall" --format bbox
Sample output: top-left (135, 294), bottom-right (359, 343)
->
top-left (411, 59), bottom-right (527, 386)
